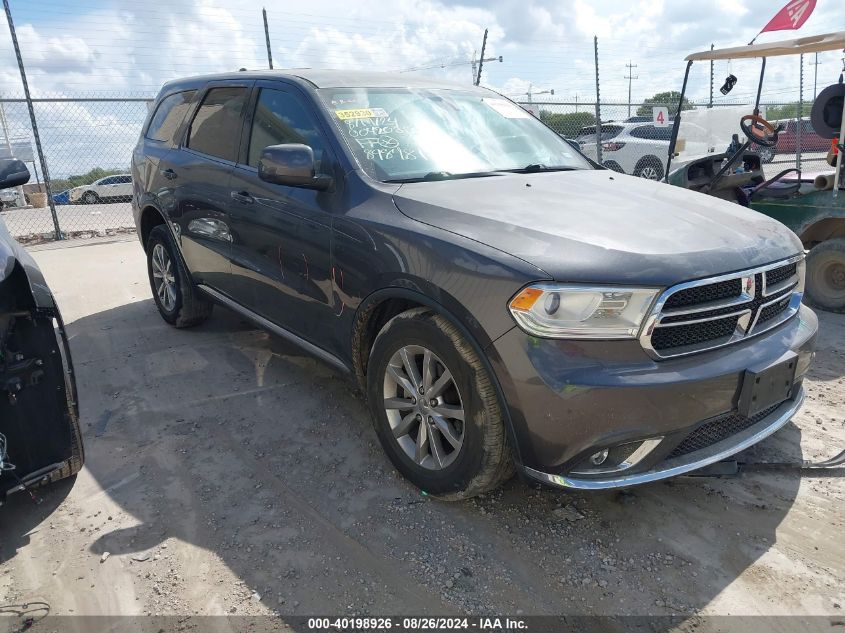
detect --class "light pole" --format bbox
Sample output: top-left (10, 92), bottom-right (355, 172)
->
top-left (519, 84), bottom-right (554, 103)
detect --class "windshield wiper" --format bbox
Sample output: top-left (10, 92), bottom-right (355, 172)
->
top-left (384, 171), bottom-right (498, 183)
top-left (500, 164), bottom-right (582, 173)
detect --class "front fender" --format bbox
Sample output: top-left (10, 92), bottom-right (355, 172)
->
top-left (0, 219), bottom-right (55, 309)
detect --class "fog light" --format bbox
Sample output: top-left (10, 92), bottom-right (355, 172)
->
top-left (590, 449), bottom-right (609, 466)
top-left (571, 438), bottom-right (663, 476)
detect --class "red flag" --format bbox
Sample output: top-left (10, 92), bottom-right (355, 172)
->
top-left (760, 0), bottom-right (816, 34)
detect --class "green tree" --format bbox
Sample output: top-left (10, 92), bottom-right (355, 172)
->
top-left (539, 110), bottom-right (596, 137)
top-left (636, 91), bottom-right (695, 117)
top-left (765, 101), bottom-right (813, 121)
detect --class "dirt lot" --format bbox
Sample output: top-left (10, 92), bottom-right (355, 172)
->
top-left (1, 238), bottom-right (843, 628)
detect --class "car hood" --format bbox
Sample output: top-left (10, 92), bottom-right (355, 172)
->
top-left (391, 170), bottom-right (803, 286)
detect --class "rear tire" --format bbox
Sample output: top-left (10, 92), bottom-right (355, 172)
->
top-left (634, 156), bottom-right (664, 180)
top-left (367, 308), bottom-right (513, 499)
top-left (805, 238), bottom-right (845, 313)
top-left (602, 160), bottom-right (625, 174)
top-left (146, 225), bottom-right (213, 327)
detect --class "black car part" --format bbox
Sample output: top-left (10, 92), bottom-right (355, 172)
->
top-left (0, 267), bottom-right (83, 504)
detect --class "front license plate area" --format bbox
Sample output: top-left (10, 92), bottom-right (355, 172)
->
top-left (738, 353), bottom-right (798, 418)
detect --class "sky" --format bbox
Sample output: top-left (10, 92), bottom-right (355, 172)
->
top-left (2, 0), bottom-right (843, 102)
top-left (0, 0), bottom-right (843, 176)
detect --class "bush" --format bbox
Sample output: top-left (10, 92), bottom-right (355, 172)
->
top-left (539, 111), bottom-right (596, 137)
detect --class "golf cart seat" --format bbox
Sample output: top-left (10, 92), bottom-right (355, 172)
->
top-left (747, 168), bottom-right (801, 201)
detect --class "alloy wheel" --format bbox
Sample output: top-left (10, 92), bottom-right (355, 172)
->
top-left (382, 345), bottom-right (465, 470)
top-left (151, 243), bottom-right (177, 312)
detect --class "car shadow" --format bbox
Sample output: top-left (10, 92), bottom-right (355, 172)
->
top-left (9, 297), bottom-right (839, 623)
top-left (0, 476), bottom-right (75, 565)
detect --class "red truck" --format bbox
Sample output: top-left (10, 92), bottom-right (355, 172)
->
top-left (774, 118), bottom-right (829, 154)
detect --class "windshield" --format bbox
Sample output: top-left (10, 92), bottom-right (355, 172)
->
top-left (317, 87), bottom-right (591, 182)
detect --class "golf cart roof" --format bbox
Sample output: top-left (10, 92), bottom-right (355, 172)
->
top-left (686, 31), bottom-right (845, 61)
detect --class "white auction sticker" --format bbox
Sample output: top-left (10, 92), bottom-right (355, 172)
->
top-left (483, 98), bottom-right (531, 119)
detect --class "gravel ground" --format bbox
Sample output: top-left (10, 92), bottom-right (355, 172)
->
top-left (0, 239), bottom-right (843, 628)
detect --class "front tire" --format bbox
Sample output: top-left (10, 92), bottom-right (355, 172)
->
top-left (81, 191), bottom-right (99, 204)
top-left (146, 225), bottom-right (213, 327)
top-left (805, 238), bottom-right (845, 313)
top-left (367, 308), bottom-right (513, 499)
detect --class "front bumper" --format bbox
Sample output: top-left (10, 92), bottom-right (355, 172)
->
top-left (523, 389), bottom-right (803, 489)
top-left (488, 304), bottom-right (817, 490)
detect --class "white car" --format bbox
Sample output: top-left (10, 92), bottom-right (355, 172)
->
top-left (69, 174), bottom-right (132, 204)
top-left (577, 122), bottom-right (672, 180)
top-left (0, 187), bottom-right (23, 209)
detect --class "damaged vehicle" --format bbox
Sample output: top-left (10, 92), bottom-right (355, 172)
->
top-left (132, 71), bottom-right (816, 498)
top-left (1, 158), bottom-right (83, 505)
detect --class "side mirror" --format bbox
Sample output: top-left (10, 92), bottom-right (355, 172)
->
top-left (0, 158), bottom-right (30, 190)
top-left (257, 144), bottom-right (332, 191)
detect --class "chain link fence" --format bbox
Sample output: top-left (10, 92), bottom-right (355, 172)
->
top-left (524, 99), bottom-right (833, 180)
top-left (0, 94), bottom-right (835, 244)
top-left (1, 96), bottom-right (152, 243)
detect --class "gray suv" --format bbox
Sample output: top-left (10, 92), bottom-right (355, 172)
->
top-left (131, 70), bottom-right (817, 498)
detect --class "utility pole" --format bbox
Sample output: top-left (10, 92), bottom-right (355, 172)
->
top-left (810, 52), bottom-right (821, 99)
top-left (3, 0), bottom-right (61, 239)
top-left (262, 8), bottom-right (273, 69)
top-left (709, 44), bottom-right (714, 107)
top-left (624, 60), bottom-right (638, 118)
top-left (475, 29), bottom-right (488, 86)
top-left (470, 50), bottom-right (477, 84)
top-left (517, 84), bottom-right (554, 103)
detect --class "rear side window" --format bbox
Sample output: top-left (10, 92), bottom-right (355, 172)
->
top-left (630, 125), bottom-right (672, 141)
top-left (146, 90), bottom-right (196, 143)
top-left (187, 87), bottom-right (248, 162)
top-left (577, 125), bottom-right (622, 144)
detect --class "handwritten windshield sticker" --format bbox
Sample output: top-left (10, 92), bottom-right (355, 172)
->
top-left (344, 117), bottom-right (406, 138)
top-left (482, 98), bottom-right (531, 119)
top-left (342, 116), bottom-right (423, 162)
top-left (335, 107), bottom-right (389, 120)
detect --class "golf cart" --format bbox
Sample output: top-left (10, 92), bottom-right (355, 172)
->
top-left (666, 32), bottom-right (845, 313)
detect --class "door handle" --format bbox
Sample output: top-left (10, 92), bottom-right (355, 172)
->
top-left (231, 190), bottom-right (255, 204)
top-left (160, 168), bottom-right (177, 180)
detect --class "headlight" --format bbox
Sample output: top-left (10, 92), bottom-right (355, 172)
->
top-left (508, 284), bottom-right (659, 339)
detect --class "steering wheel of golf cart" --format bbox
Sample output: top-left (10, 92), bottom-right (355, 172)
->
top-left (740, 114), bottom-right (778, 147)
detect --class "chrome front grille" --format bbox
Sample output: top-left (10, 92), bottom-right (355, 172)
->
top-left (640, 255), bottom-right (804, 359)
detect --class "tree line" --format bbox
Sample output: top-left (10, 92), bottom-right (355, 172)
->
top-left (50, 167), bottom-right (129, 193)
top-left (536, 90), bottom-right (812, 138)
